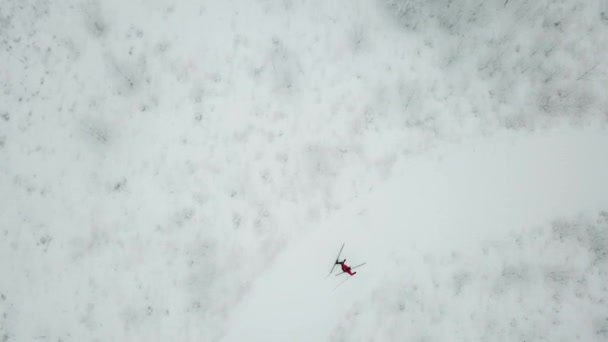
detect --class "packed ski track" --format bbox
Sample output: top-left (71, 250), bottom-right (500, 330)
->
top-left (1, 0), bottom-right (608, 341)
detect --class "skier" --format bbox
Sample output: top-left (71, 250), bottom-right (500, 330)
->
top-left (338, 259), bottom-right (356, 276)
top-left (328, 244), bottom-right (365, 278)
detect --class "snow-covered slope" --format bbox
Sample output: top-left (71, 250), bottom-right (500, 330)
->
top-left (224, 127), bottom-right (608, 341)
top-left (1, 0), bottom-right (607, 341)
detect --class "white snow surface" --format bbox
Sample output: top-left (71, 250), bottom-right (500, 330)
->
top-left (1, 0), bottom-right (608, 341)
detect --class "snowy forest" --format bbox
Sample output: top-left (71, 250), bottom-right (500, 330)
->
top-left (1, 0), bottom-right (608, 341)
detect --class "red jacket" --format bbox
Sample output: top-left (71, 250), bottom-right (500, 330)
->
top-left (340, 262), bottom-right (356, 276)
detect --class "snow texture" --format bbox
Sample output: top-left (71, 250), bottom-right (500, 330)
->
top-left (1, 0), bottom-right (607, 341)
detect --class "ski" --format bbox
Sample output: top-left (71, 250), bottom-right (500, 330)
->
top-left (328, 243), bottom-right (345, 276)
top-left (331, 277), bottom-right (350, 292)
top-left (335, 262), bottom-right (367, 276)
